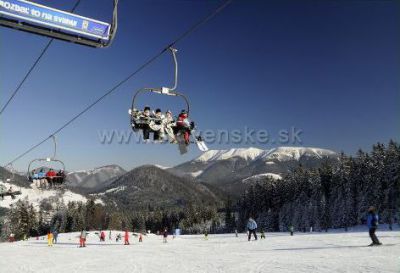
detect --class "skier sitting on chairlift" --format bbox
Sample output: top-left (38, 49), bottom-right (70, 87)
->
top-left (38, 168), bottom-right (47, 188)
top-left (46, 169), bottom-right (57, 187)
top-left (139, 106), bottom-right (153, 141)
top-left (164, 110), bottom-right (177, 143)
top-left (130, 108), bottom-right (141, 131)
top-left (175, 110), bottom-right (194, 145)
top-left (30, 170), bottom-right (39, 187)
top-left (56, 170), bottom-right (65, 185)
top-left (149, 108), bottom-right (165, 141)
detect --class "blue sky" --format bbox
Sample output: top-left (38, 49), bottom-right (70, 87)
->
top-left (1, 0), bottom-right (399, 172)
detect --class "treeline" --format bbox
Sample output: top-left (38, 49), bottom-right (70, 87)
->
top-left (237, 140), bottom-right (400, 232)
top-left (0, 198), bottom-right (221, 240)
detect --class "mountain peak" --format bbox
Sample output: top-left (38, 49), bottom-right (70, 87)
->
top-left (95, 164), bottom-right (221, 209)
top-left (67, 164), bottom-right (126, 191)
top-left (68, 164), bottom-right (125, 175)
top-left (261, 147), bottom-right (337, 161)
top-left (195, 147), bottom-right (265, 162)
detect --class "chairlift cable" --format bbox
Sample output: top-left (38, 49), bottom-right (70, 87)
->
top-left (0, 0), bottom-right (82, 116)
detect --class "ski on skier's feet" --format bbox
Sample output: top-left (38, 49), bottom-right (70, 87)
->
top-left (191, 130), bottom-right (208, 152)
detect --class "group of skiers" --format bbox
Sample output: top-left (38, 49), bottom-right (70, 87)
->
top-left (130, 107), bottom-right (195, 145)
top-left (77, 229), bottom-right (146, 247)
top-left (29, 168), bottom-right (65, 188)
top-left (244, 206), bottom-right (382, 246)
top-left (10, 207), bottom-right (383, 248)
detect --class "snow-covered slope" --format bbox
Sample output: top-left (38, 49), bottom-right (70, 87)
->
top-left (0, 180), bottom-right (100, 209)
top-left (0, 230), bottom-right (398, 273)
top-left (242, 173), bottom-right (282, 184)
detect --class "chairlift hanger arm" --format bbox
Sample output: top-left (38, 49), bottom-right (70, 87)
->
top-left (169, 47), bottom-right (178, 92)
top-left (150, 47), bottom-right (179, 94)
top-left (50, 135), bottom-right (57, 160)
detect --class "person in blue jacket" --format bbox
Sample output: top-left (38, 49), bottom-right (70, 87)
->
top-left (367, 206), bottom-right (382, 246)
top-left (247, 217), bottom-right (258, 241)
top-left (37, 168), bottom-right (47, 188)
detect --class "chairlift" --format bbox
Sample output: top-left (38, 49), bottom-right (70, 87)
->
top-left (27, 135), bottom-right (66, 189)
top-left (129, 47), bottom-right (208, 154)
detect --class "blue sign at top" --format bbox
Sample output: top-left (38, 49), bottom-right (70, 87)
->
top-left (0, 0), bottom-right (110, 40)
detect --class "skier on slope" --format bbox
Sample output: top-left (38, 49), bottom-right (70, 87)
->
top-left (367, 206), bottom-right (382, 246)
top-left (47, 231), bottom-right (53, 247)
top-left (260, 230), bottom-right (266, 239)
top-left (247, 217), bottom-right (258, 241)
top-left (53, 230), bottom-right (58, 244)
top-left (163, 228), bottom-right (168, 243)
top-left (100, 231), bottom-right (106, 242)
top-left (124, 230), bottom-right (130, 245)
top-left (80, 229), bottom-right (87, 248)
top-left (289, 225), bottom-right (294, 236)
top-left (9, 233), bottom-right (15, 243)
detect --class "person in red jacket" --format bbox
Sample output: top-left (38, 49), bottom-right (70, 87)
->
top-left (124, 229), bottom-right (130, 245)
top-left (46, 169), bottom-right (57, 177)
top-left (100, 231), bottom-right (105, 242)
top-left (46, 169), bottom-right (57, 188)
top-left (175, 110), bottom-right (194, 145)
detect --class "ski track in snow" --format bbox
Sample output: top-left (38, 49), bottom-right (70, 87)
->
top-left (0, 230), bottom-right (399, 273)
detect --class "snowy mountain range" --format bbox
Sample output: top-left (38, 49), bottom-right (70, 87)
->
top-left (170, 147), bottom-right (338, 193)
top-left (0, 146), bottom-right (339, 211)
